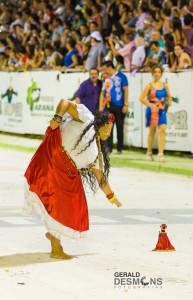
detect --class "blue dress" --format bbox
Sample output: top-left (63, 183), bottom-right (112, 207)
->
top-left (64, 49), bottom-right (77, 67)
top-left (146, 85), bottom-right (167, 127)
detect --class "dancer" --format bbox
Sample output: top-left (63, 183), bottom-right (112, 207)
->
top-left (139, 65), bottom-right (172, 162)
top-left (24, 100), bottom-right (122, 260)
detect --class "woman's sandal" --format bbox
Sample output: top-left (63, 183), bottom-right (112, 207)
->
top-left (147, 152), bottom-right (154, 161)
top-left (158, 153), bottom-right (166, 162)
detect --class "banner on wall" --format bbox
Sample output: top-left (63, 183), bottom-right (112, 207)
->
top-left (0, 72), bottom-right (25, 133)
top-left (1, 70), bottom-right (193, 153)
top-left (0, 71), bottom-right (90, 135)
top-left (23, 71), bottom-right (89, 134)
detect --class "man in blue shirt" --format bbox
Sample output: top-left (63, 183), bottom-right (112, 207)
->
top-left (99, 61), bottom-right (129, 154)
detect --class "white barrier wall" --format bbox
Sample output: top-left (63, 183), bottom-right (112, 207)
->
top-left (124, 73), bottom-right (143, 147)
top-left (0, 71), bottom-right (193, 152)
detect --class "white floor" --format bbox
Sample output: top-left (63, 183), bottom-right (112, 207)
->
top-left (0, 148), bottom-right (193, 300)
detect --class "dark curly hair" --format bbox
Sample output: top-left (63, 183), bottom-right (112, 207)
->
top-left (72, 110), bottom-right (112, 193)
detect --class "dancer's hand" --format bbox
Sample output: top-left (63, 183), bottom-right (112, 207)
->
top-left (168, 100), bottom-right (172, 106)
top-left (150, 104), bottom-right (159, 112)
top-left (50, 118), bottom-right (60, 130)
top-left (122, 105), bottom-right (129, 114)
top-left (111, 197), bottom-right (122, 207)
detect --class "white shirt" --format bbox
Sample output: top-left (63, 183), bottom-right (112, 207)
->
top-left (131, 45), bottom-right (146, 67)
top-left (60, 105), bottom-right (98, 169)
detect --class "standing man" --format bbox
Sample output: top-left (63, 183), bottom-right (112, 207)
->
top-left (99, 61), bottom-right (129, 154)
top-left (75, 68), bottom-right (102, 113)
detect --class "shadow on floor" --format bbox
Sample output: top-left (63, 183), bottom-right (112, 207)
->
top-left (0, 252), bottom-right (97, 267)
top-left (0, 252), bottom-right (59, 267)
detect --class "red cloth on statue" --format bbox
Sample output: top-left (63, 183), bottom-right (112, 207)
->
top-left (153, 233), bottom-right (175, 251)
top-left (24, 126), bottom-right (89, 233)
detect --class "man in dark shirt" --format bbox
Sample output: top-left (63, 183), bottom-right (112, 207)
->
top-left (75, 68), bottom-right (102, 113)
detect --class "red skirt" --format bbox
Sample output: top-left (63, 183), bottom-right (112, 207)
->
top-left (24, 126), bottom-right (89, 239)
top-left (153, 233), bottom-right (175, 251)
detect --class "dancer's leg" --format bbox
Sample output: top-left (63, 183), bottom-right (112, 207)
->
top-left (46, 232), bottom-right (73, 260)
top-left (158, 124), bottom-right (167, 162)
top-left (147, 126), bottom-right (156, 160)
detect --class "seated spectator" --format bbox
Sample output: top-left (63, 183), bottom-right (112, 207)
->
top-left (164, 33), bottom-right (175, 67)
top-left (26, 46), bottom-right (45, 69)
top-left (23, 9), bottom-right (31, 33)
top-left (142, 18), bottom-right (154, 46)
top-left (105, 26), bottom-right (125, 63)
top-left (161, 8), bottom-right (172, 35)
top-left (151, 30), bottom-right (164, 48)
top-left (96, 0), bottom-right (108, 33)
top-left (131, 36), bottom-right (146, 71)
top-left (29, 13), bottom-right (40, 30)
top-left (115, 55), bottom-right (124, 71)
top-left (0, 51), bottom-right (8, 70)
top-left (142, 41), bottom-right (165, 71)
top-left (54, 0), bottom-right (65, 22)
top-left (79, 24), bottom-right (90, 45)
top-left (91, 4), bottom-right (103, 33)
top-left (172, 17), bottom-right (187, 48)
top-left (70, 29), bottom-right (83, 57)
top-left (72, 10), bottom-right (85, 30)
top-left (7, 49), bottom-right (19, 71)
top-left (108, 32), bottom-right (136, 71)
top-left (125, 2), bottom-right (148, 34)
top-left (171, 7), bottom-right (180, 19)
top-left (10, 11), bottom-right (24, 32)
top-left (0, 38), bottom-right (7, 53)
top-left (63, 38), bottom-right (78, 68)
top-left (75, 42), bottom-right (90, 70)
top-left (44, 44), bottom-right (57, 68)
top-left (118, 3), bottom-right (130, 26)
top-left (183, 14), bottom-right (193, 59)
top-left (52, 18), bottom-right (64, 42)
top-left (89, 21), bottom-right (99, 33)
top-left (86, 31), bottom-right (105, 70)
top-left (16, 46), bottom-right (30, 69)
top-left (153, 10), bottom-right (164, 33)
top-left (170, 43), bottom-right (192, 71)
top-left (108, 0), bottom-right (121, 30)
top-left (123, 9), bottom-right (138, 31)
top-left (42, 4), bottom-right (55, 24)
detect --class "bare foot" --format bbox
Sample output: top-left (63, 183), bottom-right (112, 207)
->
top-left (50, 251), bottom-right (73, 260)
top-left (45, 232), bottom-right (52, 241)
top-left (45, 232), bottom-right (63, 250)
top-left (45, 232), bottom-right (74, 260)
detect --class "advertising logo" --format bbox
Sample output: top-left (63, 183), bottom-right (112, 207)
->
top-left (27, 81), bottom-right (41, 111)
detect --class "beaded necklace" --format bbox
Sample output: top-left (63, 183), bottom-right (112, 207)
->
top-left (62, 146), bottom-right (98, 177)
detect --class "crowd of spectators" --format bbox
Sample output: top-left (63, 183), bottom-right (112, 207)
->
top-left (0, 0), bottom-right (193, 73)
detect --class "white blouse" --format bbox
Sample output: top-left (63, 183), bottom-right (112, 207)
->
top-left (60, 104), bottom-right (98, 169)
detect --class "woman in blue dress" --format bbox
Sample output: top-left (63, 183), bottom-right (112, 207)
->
top-left (64, 38), bottom-right (78, 68)
top-left (139, 66), bottom-right (172, 162)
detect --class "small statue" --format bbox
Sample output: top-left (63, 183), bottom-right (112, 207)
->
top-left (153, 224), bottom-right (175, 251)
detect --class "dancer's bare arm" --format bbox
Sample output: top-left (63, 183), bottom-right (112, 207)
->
top-left (50, 99), bottom-right (80, 129)
top-left (92, 168), bottom-right (122, 207)
top-left (139, 84), bottom-right (159, 112)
